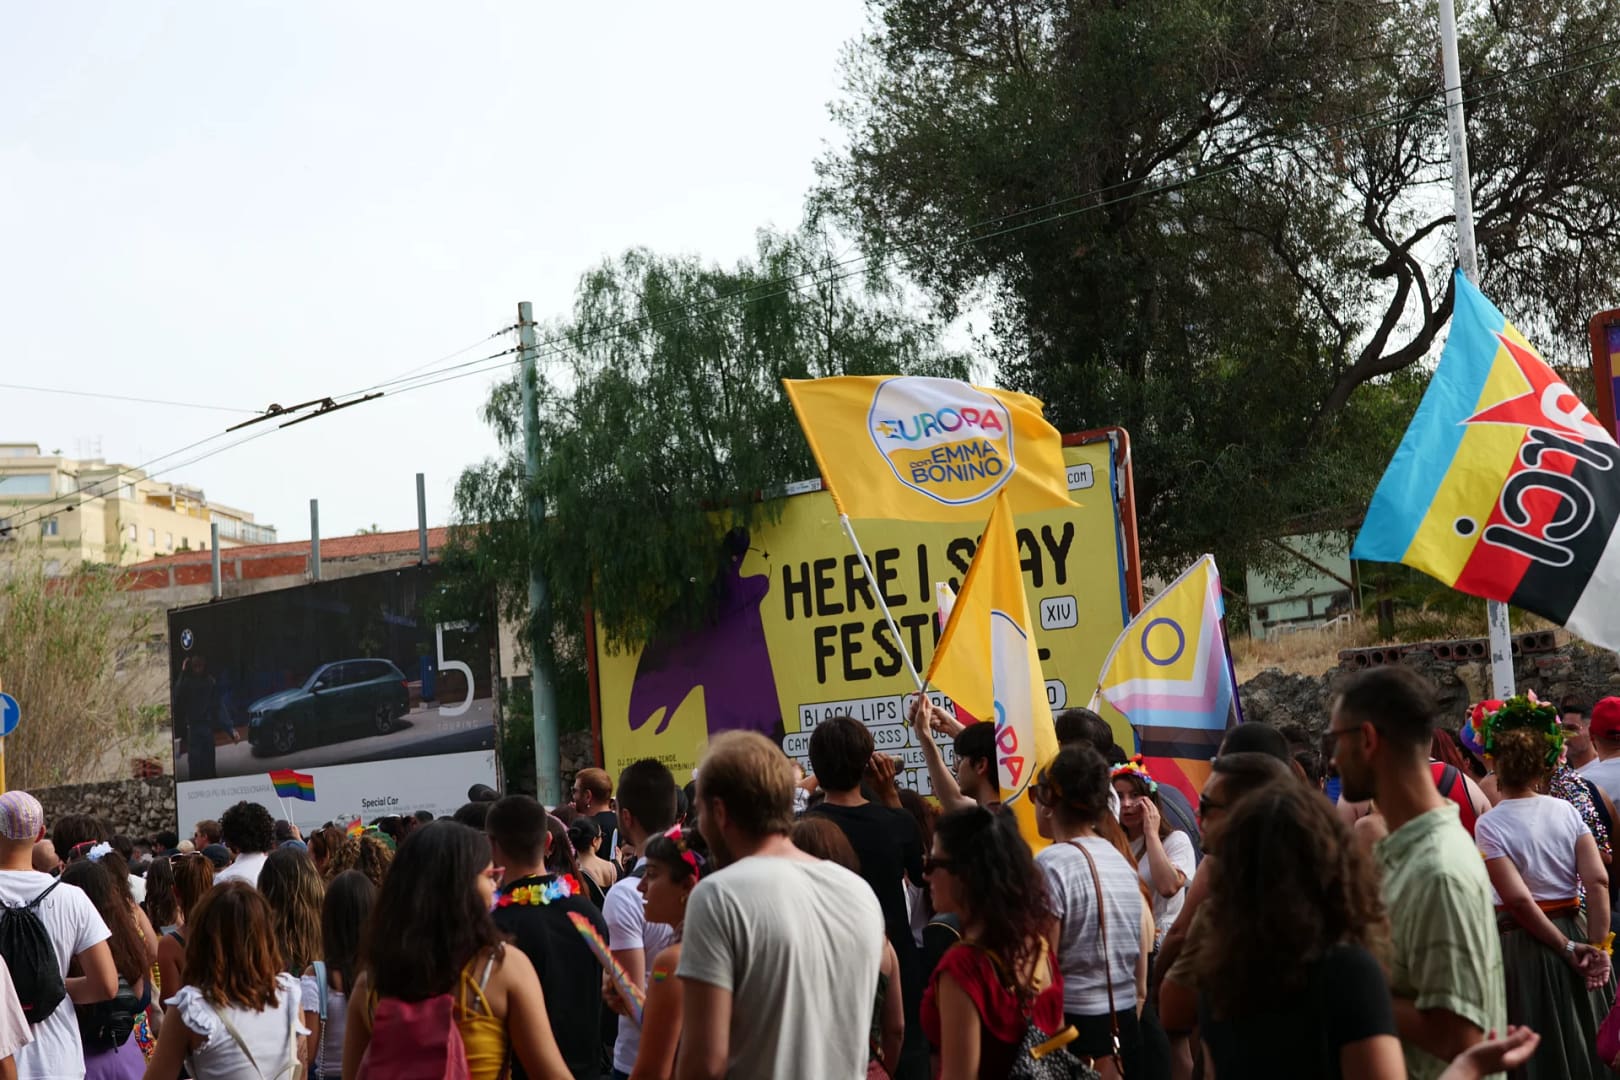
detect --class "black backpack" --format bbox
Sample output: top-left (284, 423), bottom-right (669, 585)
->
top-left (0, 879), bottom-right (67, 1025)
top-left (75, 975), bottom-right (140, 1050)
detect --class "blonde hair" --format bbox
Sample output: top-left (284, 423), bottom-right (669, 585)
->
top-left (697, 732), bottom-right (795, 837)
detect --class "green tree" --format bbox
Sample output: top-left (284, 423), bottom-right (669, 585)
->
top-left (446, 228), bottom-right (967, 743)
top-left (819, 0), bottom-right (1620, 578)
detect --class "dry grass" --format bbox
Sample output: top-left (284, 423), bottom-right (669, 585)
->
top-left (1231, 609), bottom-right (1560, 682)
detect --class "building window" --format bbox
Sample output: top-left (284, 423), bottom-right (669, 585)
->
top-left (128, 524), bottom-right (137, 542)
top-left (165, 532), bottom-right (173, 550)
top-left (0, 474), bottom-right (53, 496)
top-left (147, 529), bottom-right (155, 547)
top-left (41, 519), bottom-right (58, 537)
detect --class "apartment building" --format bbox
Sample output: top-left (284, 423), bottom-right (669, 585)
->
top-left (0, 443), bottom-right (276, 570)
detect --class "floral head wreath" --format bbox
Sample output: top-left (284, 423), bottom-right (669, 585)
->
top-left (1471, 691), bottom-right (1563, 767)
top-left (663, 824), bottom-right (705, 880)
top-left (1110, 756), bottom-right (1158, 794)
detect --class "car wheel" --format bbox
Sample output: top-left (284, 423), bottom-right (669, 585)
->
top-left (271, 722), bottom-right (297, 755)
top-left (375, 704), bottom-right (394, 735)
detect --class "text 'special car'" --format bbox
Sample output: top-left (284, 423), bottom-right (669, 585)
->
top-left (247, 659), bottom-right (410, 756)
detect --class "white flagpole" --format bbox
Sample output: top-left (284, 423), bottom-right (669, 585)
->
top-left (838, 513), bottom-right (928, 695)
top-left (1438, 0), bottom-right (1516, 698)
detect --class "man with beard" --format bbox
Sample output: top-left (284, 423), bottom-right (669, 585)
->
top-left (1329, 667), bottom-right (1511, 1080)
top-left (677, 732), bottom-right (883, 1080)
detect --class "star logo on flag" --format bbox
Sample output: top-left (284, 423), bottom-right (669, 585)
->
top-left (1462, 332), bottom-right (1612, 443)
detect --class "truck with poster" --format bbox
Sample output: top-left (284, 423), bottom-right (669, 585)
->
top-left (590, 429), bottom-right (1143, 793)
top-left (168, 565), bottom-right (500, 830)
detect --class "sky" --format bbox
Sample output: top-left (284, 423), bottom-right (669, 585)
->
top-left (0, 1), bottom-right (870, 540)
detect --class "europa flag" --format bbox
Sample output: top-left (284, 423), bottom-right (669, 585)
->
top-left (1353, 273), bottom-right (1620, 650)
top-left (925, 491), bottom-right (1060, 847)
top-left (782, 375), bottom-right (1072, 522)
top-left (1094, 555), bottom-right (1241, 805)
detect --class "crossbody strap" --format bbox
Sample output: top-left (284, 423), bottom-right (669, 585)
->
top-left (209, 1002), bottom-right (266, 1080)
top-left (1068, 839), bottom-right (1122, 1066)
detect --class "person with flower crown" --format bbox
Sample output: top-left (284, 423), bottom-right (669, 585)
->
top-left (1110, 757), bottom-right (1196, 946)
top-left (485, 795), bottom-right (610, 1080)
top-left (624, 822), bottom-right (707, 1080)
top-left (1472, 693), bottom-right (1615, 1079)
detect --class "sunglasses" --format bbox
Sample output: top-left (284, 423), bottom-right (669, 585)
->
top-left (1198, 796), bottom-right (1224, 820)
top-left (922, 856), bottom-right (957, 875)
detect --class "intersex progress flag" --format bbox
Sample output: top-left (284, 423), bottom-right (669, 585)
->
top-left (782, 375), bottom-right (1073, 522)
top-left (268, 769), bottom-right (316, 802)
top-left (926, 491), bottom-right (1060, 846)
top-left (1094, 555), bottom-right (1241, 805)
top-left (1354, 272), bottom-right (1620, 649)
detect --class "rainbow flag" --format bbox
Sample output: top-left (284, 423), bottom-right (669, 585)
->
top-left (268, 769), bottom-right (316, 802)
top-left (346, 818), bottom-right (364, 837)
top-left (1094, 555), bottom-right (1241, 804)
top-left (783, 375), bottom-right (1072, 522)
top-left (926, 491), bottom-right (1061, 847)
top-left (1354, 273), bottom-right (1620, 650)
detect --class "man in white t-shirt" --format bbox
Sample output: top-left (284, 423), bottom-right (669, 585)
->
top-left (602, 759), bottom-right (679, 1080)
top-left (0, 791), bottom-right (116, 1080)
top-left (678, 732), bottom-right (884, 1080)
top-left (212, 800), bottom-right (274, 887)
top-left (1578, 698), bottom-right (1620, 797)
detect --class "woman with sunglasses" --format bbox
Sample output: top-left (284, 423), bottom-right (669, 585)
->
top-left (920, 805), bottom-right (1066, 1080)
top-left (1032, 745), bottom-right (1149, 1080)
top-left (340, 820), bottom-right (570, 1080)
top-left (626, 824), bottom-right (708, 1080)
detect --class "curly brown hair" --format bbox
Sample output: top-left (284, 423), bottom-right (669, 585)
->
top-left (324, 833), bottom-right (393, 888)
top-left (184, 882), bottom-right (285, 1011)
top-left (1491, 726), bottom-right (1554, 791)
top-left (935, 806), bottom-right (1053, 1006)
top-left (1191, 780), bottom-right (1388, 1019)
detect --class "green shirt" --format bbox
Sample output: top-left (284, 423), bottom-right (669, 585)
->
top-left (1376, 801), bottom-right (1507, 1080)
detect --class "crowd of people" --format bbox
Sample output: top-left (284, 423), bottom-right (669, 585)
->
top-left (0, 670), bottom-right (1613, 1077)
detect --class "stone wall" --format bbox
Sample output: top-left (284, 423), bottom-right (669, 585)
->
top-left (1238, 637), bottom-right (1620, 741)
top-left (33, 777), bottom-right (177, 840)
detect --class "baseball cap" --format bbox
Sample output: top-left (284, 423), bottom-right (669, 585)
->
top-left (0, 792), bottom-right (44, 842)
top-left (1591, 698), bottom-right (1620, 742)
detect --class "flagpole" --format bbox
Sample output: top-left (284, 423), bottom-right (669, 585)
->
top-left (1438, 0), bottom-right (1516, 699)
top-left (838, 513), bottom-right (928, 696)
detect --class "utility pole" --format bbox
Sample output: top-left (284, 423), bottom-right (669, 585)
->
top-left (1438, 0), bottom-right (1515, 699)
top-left (519, 302), bottom-right (561, 804)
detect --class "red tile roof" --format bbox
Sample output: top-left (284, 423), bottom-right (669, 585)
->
top-left (131, 527), bottom-right (451, 569)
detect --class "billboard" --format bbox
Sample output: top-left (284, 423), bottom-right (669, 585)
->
top-left (168, 566), bottom-right (499, 827)
top-left (592, 431), bottom-right (1142, 792)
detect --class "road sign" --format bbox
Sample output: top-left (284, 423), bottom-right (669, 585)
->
top-left (0, 694), bottom-right (18, 738)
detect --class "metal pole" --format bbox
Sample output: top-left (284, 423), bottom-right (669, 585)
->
top-left (1437, 0), bottom-right (1515, 699)
top-left (309, 499), bottom-right (322, 582)
top-left (210, 523), bottom-right (222, 599)
top-left (519, 302), bottom-right (561, 803)
top-left (416, 473), bottom-right (429, 565)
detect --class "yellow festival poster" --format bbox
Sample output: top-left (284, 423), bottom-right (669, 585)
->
top-left (592, 432), bottom-right (1142, 791)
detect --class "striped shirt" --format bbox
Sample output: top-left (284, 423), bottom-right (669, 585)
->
top-left (1375, 802), bottom-right (1507, 1080)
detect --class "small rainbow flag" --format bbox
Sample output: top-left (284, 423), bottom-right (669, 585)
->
top-left (346, 818), bottom-right (364, 837)
top-left (268, 769), bottom-right (316, 802)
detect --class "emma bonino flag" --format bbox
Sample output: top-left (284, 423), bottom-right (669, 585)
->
top-left (926, 491), bottom-right (1060, 846)
top-left (782, 375), bottom-right (1073, 521)
top-left (1095, 555), bottom-right (1240, 801)
top-left (1354, 273), bottom-right (1620, 650)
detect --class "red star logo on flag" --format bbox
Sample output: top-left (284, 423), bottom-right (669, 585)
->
top-left (1463, 331), bottom-right (1612, 444)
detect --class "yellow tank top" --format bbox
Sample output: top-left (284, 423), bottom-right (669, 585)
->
top-left (455, 950), bottom-right (508, 1080)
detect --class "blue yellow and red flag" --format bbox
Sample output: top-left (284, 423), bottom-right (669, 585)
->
top-left (925, 491), bottom-right (1060, 847)
top-left (782, 375), bottom-right (1072, 522)
top-left (268, 768), bottom-right (316, 802)
top-left (1354, 273), bottom-right (1620, 650)
top-left (1094, 555), bottom-right (1241, 805)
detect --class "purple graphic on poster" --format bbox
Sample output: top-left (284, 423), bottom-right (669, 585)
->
top-left (626, 528), bottom-right (783, 740)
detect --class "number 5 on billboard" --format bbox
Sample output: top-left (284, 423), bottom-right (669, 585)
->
top-left (436, 624), bottom-right (474, 717)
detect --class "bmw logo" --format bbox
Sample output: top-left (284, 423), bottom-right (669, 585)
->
top-left (180, 629), bottom-right (194, 651)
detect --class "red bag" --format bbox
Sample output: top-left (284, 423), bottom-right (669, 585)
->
top-left (358, 994), bottom-right (471, 1080)
top-left (1598, 995), bottom-right (1620, 1071)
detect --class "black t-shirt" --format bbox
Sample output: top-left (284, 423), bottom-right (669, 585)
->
top-left (1197, 943), bottom-right (1396, 1080)
top-left (593, 810), bottom-right (620, 851)
top-left (807, 800), bottom-right (922, 950)
top-left (492, 874), bottom-right (610, 1080)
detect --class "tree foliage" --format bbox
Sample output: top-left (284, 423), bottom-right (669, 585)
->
top-left (819, 0), bottom-right (1620, 576)
top-left (447, 229), bottom-right (967, 707)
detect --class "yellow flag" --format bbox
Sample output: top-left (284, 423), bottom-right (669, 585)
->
top-left (783, 375), bottom-right (1072, 522)
top-left (925, 491), bottom-right (1059, 847)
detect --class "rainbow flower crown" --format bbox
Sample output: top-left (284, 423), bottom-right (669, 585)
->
top-left (1110, 756), bottom-right (1158, 793)
top-left (1461, 691), bottom-right (1563, 767)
